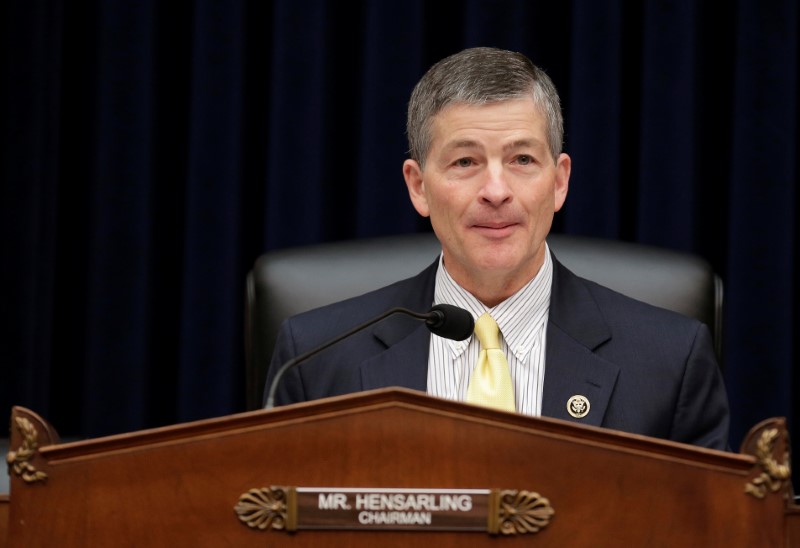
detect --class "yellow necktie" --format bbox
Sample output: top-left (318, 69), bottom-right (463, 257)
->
top-left (466, 313), bottom-right (515, 412)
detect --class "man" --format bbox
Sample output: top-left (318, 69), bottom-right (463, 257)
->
top-left (265, 47), bottom-right (729, 450)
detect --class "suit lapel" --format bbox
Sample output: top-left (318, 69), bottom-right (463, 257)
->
top-left (542, 256), bottom-right (621, 428)
top-left (361, 322), bottom-right (431, 391)
top-left (358, 258), bottom-right (439, 393)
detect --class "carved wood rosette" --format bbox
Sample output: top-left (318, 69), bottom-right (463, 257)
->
top-left (234, 486), bottom-right (295, 531)
top-left (489, 489), bottom-right (555, 535)
top-left (740, 417), bottom-right (792, 500)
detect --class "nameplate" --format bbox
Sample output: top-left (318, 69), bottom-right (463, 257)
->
top-left (234, 486), bottom-right (554, 536)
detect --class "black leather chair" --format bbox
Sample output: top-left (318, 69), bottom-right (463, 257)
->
top-left (244, 233), bottom-right (723, 410)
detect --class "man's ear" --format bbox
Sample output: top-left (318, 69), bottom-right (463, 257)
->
top-left (403, 159), bottom-right (430, 217)
top-left (553, 152), bottom-right (571, 212)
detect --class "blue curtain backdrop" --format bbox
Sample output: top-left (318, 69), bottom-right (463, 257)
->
top-left (2, 0), bottom-right (797, 478)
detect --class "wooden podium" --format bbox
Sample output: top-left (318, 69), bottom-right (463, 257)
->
top-left (3, 388), bottom-right (799, 546)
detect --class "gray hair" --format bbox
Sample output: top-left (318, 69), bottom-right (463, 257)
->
top-left (406, 47), bottom-right (564, 167)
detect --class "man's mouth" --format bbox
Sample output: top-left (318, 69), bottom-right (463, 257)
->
top-left (472, 222), bottom-right (518, 236)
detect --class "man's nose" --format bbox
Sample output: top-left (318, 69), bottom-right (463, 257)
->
top-left (478, 164), bottom-right (512, 205)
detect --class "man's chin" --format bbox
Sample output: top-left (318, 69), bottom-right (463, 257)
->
top-left (472, 247), bottom-right (543, 277)
top-left (472, 254), bottom-right (525, 274)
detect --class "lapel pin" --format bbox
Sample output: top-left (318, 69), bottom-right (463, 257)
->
top-left (566, 395), bottom-right (590, 418)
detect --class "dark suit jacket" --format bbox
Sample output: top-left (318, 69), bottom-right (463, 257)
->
top-left (266, 253), bottom-right (730, 450)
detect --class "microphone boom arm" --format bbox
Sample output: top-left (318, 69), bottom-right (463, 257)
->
top-left (264, 307), bottom-right (438, 409)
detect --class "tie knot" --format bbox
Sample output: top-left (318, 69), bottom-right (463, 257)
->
top-left (474, 313), bottom-right (502, 350)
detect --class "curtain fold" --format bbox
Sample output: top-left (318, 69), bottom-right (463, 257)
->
top-left (725, 0), bottom-right (797, 445)
top-left (564, 1), bottom-right (624, 237)
top-left (265, 0), bottom-right (329, 248)
top-left (176, 0), bottom-right (246, 421)
top-left (355, 0), bottom-right (425, 237)
top-left (637, 1), bottom-right (697, 247)
top-left (80, 0), bottom-right (156, 434)
top-left (1, 1), bottom-right (63, 418)
top-left (1, 1), bottom-right (797, 481)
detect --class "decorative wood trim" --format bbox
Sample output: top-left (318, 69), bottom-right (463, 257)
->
top-left (740, 417), bottom-right (791, 499)
top-left (234, 486), bottom-right (294, 531)
top-left (6, 416), bottom-right (48, 483)
top-left (234, 486), bottom-right (554, 536)
top-left (492, 489), bottom-right (555, 535)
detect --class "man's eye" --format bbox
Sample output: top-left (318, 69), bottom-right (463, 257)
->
top-left (456, 158), bottom-right (473, 168)
top-left (516, 155), bottom-right (532, 165)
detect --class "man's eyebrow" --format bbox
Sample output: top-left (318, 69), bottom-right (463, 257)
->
top-left (439, 138), bottom-right (544, 154)
top-left (441, 139), bottom-right (481, 152)
top-left (502, 139), bottom-right (542, 152)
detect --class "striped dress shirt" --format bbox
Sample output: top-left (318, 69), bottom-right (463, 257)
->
top-left (426, 246), bottom-right (553, 416)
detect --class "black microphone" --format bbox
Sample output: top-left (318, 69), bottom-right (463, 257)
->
top-left (264, 304), bottom-right (474, 409)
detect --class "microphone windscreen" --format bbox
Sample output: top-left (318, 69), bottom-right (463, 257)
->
top-left (427, 304), bottom-right (474, 341)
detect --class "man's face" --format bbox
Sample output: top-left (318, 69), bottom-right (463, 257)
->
top-left (403, 98), bottom-right (570, 302)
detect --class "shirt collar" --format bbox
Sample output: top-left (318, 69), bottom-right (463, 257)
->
top-left (433, 245), bottom-right (553, 361)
